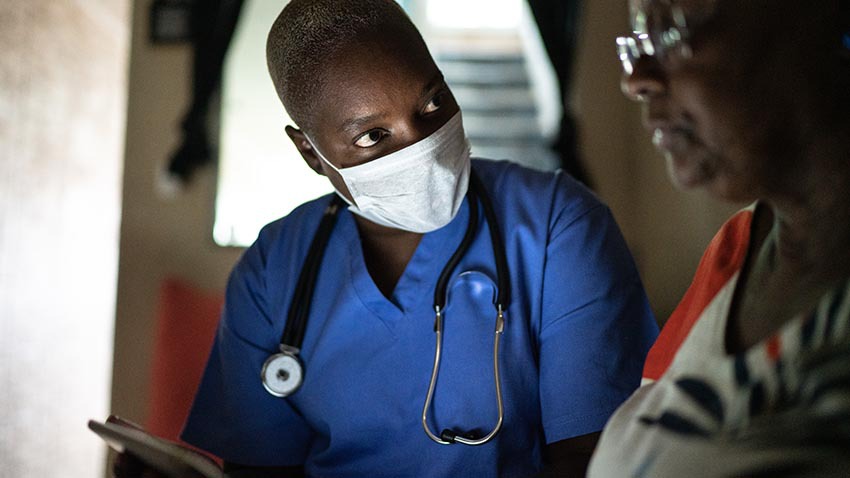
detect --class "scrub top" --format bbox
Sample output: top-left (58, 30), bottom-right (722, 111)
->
top-left (182, 159), bottom-right (658, 477)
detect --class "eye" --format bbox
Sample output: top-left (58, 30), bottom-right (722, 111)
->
top-left (353, 129), bottom-right (387, 148)
top-left (423, 92), bottom-right (444, 114)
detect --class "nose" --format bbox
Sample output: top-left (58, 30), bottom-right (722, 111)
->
top-left (621, 56), bottom-right (667, 101)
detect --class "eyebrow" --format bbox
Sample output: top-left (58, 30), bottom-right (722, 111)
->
top-left (338, 73), bottom-right (447, 136)
top-left (419, 72), bottom-right (446, 100)
top-left (339, 113), bottom-right (385, 136)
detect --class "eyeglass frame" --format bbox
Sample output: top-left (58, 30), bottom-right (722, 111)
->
top-left (615, 2), bottom-right (695, 75)
top-left (617, 2), bottom-right (850, 76)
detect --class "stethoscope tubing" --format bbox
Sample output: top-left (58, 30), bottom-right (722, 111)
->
top-left (421, 304), bottom-right (505, 446)
top-left (265, 170), bottom-right (511, 446)
top-left (421, 172), bottom-right (509, 446)
top-left (280, 197), bottom-right (344, 348)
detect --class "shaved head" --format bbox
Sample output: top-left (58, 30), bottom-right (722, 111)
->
top-left (266, 0), bottom-right (429, 132)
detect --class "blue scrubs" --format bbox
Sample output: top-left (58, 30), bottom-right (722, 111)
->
top-left (182, 159), bottom-right (658, 477)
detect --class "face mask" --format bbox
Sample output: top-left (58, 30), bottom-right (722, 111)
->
top-left (308, 111), bottom-right (471, 233)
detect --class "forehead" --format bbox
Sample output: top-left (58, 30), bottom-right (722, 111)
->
top-left (334, 59), bottom-right (431, 97)
top-left (309, 32), bottom-right (439, 128)
top-left (320, 29), bottom-right (435, 94)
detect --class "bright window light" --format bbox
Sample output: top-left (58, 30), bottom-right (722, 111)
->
top-left (426, 0), bottom-right (521, 30)
top-left (215, 0), bottom-right (332, 247)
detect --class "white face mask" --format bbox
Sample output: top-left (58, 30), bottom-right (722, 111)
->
top-left (308, 111), bottom-right (471, 233)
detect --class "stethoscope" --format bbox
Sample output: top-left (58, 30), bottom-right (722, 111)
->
top-left (261, 171), bottom-right (511, 446)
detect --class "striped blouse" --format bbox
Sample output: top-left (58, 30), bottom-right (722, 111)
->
top-left (588, 204), bottom-right (850, 477)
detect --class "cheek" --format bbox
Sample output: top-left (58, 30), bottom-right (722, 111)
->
top-left (678, 81), bottom-right (743, 149)
top-left (666, 81), bottom-right (768, 200)
top-left (683, 70), bottom-right (779, 156)
top-left (322, 163), bottom-right (356, 204)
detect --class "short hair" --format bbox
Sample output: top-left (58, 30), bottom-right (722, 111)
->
top-left (266, 0), bottom-right (427, 132)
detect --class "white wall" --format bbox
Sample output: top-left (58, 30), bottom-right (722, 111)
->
top-left (0, 1), bottom-right (130, 476)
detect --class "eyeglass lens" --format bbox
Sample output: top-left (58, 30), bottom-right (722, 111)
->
top-left (617, 1), bottom-right (693, 74)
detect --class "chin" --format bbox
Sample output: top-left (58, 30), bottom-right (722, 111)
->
top-left (705, 181), bottom-right (759, 204)
top-left (666, 153), bottom-right (756, 203)
top-left (664, 151), bottom-right (713, 191)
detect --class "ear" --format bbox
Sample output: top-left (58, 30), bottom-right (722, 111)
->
top-left (285, 125), bottom-right (325, 176)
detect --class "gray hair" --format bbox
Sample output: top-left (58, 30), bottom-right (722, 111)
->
top-left (266, 0), bottom-right (425, 131)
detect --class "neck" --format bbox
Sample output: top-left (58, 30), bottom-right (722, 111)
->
top-left (765, 131), bottom-right (850, 277)
top-left (353, 215), bottom-right (423, 242)
top-left (353, 215), bottom-right (423, 298)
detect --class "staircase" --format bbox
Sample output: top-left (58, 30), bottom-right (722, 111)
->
top-left (436, 51), bottom-right (559, 172)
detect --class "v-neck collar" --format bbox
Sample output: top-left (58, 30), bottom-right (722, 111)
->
top-left (341, 197), bottom-right (472, 326)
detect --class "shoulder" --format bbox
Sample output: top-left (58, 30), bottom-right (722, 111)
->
top-left (643, 204), bottom-right (757, 381)
top-left (472, 158), bottom-right (603, 232)
top-left (229, 194), bottom-right (336, 295)
top-left (219, 194), bottom-right (338, 345)
top-left (252, 194), bottom-right (336, 252)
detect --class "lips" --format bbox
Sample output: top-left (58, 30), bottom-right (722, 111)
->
top-left (650, 125), bottom-right (698, 155)
top-left (648, 122), bottom-right (715, 189)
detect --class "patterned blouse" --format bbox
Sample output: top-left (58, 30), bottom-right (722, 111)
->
top-left (588, 204), bottom-right (850, 477)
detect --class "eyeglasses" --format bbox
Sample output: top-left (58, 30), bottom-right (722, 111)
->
top-left (615, 2), bottom-right (695, 75)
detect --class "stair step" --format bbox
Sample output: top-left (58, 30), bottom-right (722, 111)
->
top-left (465, 115), bottom-right (542, 140)
top-left (433, 50), bottom-right (556, 172)
top-left (436, 52), bottom-right (525, 64)
top-left (440, 61), bottom-right (529, 87)
top-left (463, 110), bottom-right (537, 123)
top-left (470, 144), bottom-right (560, 172)
top-left (461, 105), bottom-right (537, 115)
top-left (447, 78), bottom-right (530, 89)
top-left (451, 86), bottom-right (535, 111)
top-left (468, 136), bottom-right (546, 148)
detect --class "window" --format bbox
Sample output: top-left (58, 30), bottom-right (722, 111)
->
top-left (426, 0), bottom-right (521, 30)
top-left (213, 0), bottom-right (331, 247)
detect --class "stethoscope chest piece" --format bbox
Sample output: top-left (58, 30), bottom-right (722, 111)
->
top-left (261, 346), bottom-right (303, 397)
top-left (263, 173), bottom-right (511, 447)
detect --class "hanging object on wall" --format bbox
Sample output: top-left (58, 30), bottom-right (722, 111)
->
top-left (165, 0), bottom-right (246, 186)
top-left (150, 0), bottom-right (195, 44)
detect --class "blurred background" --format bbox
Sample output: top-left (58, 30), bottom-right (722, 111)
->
top-left (0, 0), bottom-right (738, 476)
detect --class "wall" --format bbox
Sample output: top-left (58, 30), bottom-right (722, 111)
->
top-left (573, 0), bottom-right (739, 319)
top-left (109, 0), bottom-right (243, 427)
top-left (628, 121), bottom-right (739, 319)
top-left (0, 1), bottom-right (130, 477)
top-left (110, 0), bottom-right (740, 451)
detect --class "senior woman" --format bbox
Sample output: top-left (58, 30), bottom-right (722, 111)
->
top-left (588, 0), bottom-right (850, 476)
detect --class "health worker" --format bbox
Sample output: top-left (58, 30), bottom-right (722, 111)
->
top-left (175, 1), bottom-right (659, 477)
